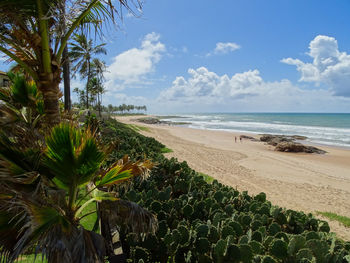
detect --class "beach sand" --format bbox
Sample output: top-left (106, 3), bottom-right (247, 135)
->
top-left (115, 116), bottom-right (350, 240)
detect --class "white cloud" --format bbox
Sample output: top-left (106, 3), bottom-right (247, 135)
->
top-left (157, 66), bottom-right (350, 113)
top-left (282, 35), bottom-right (350, 97)
top-left (159, 67), bottom-right (264, 101)
top-left (105, 32), bottom-right (166, 90)
top-left (207, 42), bottom-right (240, 56)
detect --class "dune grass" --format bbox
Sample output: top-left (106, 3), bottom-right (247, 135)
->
top-left (317, 211), bottom-right (350, 227)
top-left (126, 124), bottom-right (150, 132)
top-left (161, 147), bottom-right (173, 153)
top-left (198, 172), bottom-right (215, 184)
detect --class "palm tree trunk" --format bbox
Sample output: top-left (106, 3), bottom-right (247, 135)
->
top-left (60, 1), bottom-right (71, 112)
top-left (37, 0), bottom-right (61, 125)
top-left (63, 46), bottom-right (71, 111)
top-left (38, 73), bottom-right (61, 125)
top-left (98, 92), bottom-right (101, 117)
top-left (86, 58), bottom-right (91, 109)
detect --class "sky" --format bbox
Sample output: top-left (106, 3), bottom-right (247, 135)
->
top-left (1, 0), bottom-right (350, 113)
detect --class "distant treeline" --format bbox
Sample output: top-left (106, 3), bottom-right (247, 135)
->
top-left (107, 104), bottom-right (147, 114)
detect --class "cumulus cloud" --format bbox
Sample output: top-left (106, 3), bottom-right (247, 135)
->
top-left (281, 35), bottom-right (350, 97)
top-left (105, 32), bottom-right (166, 90)
top-left (207, 42), bottom-right (240, 56)
top-left (159, 67), bottom-right (264, 101)
top-left (157, 66), bottom-right (350, 112)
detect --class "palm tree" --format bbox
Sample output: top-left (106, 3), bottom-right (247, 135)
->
top-left (0, 123), bottom-right (156, 262)
top-left (0, 0), bottom-right (142, 125)
top-left (90, 58), bottom-right (106, 116)
top-left (69, 34), bottom-right (106, 109)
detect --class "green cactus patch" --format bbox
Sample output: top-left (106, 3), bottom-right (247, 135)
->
top-left (196, 237), bottom-right (211, 254)
top-left (252, 230), bottom-right (263, 242)
top-left (221, 225), bottom-right (235, 239)
top-left (287, 235), bottom-right (306, 256)
top-left (305, 231), bottom-right (319, 240)
top-left (208, 226), bottom-right (219, 243)
top-left (269, 239), bottom-right (288, 259)
top-left (214, 239), bottom-right (227, 257)
top-left (102, 120), bottom-right (350, 263)
top-left (239, 244), bottom-right (253, 263)
top-left (262, 255), bottom-right (277, 263)
top-left (318, 221), bottom-right (330, 232)
top-left (254, 192), bottom-right (267, 203)
top-left (196, 224), bottom-right (209, 238)
top-left (183, 204), bottom-right (194, 218)
top-left (177, 225), bottom-right (190, 245)
top-left (225, 244), bottom-right (241, 262)
top-left (240, 214), bottom-right (252, 228)
top-left (214, 191), bottom-right (225, 202)
top-left (239, 235), bottom-right (249, 245)
top-left (150, 200), bottom-right (162, 213)
top-left (249, 240), bottom-right (264, 254)
top-left (229, 221), bottom-right (244, 236)
top-left (305, 239), bottom-right (329, 261)
top-left (251, 220), bottom-right (263, 231)
top-left (296, 248), bottom-right (314, 261)
top-left (268, 222), bottom-right (281, 236)
top-left (274, 232), bottom-right (289, 243)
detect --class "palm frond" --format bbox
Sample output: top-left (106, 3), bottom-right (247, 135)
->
top-left (100, 199), bottom-right (158, 236)
top-left (44, 124), bottom-right (105, 188)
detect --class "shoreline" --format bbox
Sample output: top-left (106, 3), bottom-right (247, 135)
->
top-left (180, 125), bottom-right (350, 152)
top-left (115, 115), bottom-right (350, 240)
top-left (143, 115), bottom-right (350, 151)
top-left (157, 114), bottom-right (350, 150)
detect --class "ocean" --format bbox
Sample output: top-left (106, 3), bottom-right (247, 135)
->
top-left (160, 113), bottom-right (350, 148)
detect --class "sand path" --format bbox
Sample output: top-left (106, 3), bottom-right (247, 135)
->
top-left (116, 116), bottom-right (350, 240)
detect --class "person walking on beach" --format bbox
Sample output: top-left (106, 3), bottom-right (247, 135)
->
top-left (235, 136), bottom-right (237, 143)
top-left (240, 136), bottom-right (242, 143)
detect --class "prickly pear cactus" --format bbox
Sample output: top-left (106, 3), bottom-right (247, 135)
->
top-left (239, 244), bottom-right (253, 263)
top-left (269, 239), bottom-right (288, 259)
top-left (195, 237), bottom-right (210, 254)
top-left (196, 224), bottom-right (209, 238)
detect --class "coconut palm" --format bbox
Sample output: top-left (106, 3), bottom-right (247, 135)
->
top-left (0, 0), bottom-right (142, 125)
top-left (69, 34), bottom-right (106, 109)
top-left (0, 123), bottom-right (156, 263)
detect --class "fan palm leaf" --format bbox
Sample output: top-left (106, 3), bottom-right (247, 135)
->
top-left (44, 123), bottom-right (105, 189)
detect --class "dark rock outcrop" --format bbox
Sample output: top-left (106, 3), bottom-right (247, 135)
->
top-left (260, 134), bottom-right (294, 146)
top-left (137, 117), bottom-right (190, 126)
top-left (260, 134), bottom-right (326, 154)
top-left (275, 142), bottom-right (326, 154)
top-left (137, 117), bottom-right (164, 124)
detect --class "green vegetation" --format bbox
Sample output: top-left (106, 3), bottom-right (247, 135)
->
top-left (317, 212), bottom-right (350, 227)
top-left (0, 76), bottom-right (157, 263)
top-left (101, 119), bottom-right (350, 262)
top-left (161, 147), bottom-right (174, 153)
top-left (106, 104), bottom-right (147, 115)
top-left (70, 34), bottom-right (107, 116)
top-left (126, 124), bottom-right (151, 132)
top-left (0, 0), bottom-right (140, 124)
top-left (198, 172), bottom-right (215, 184)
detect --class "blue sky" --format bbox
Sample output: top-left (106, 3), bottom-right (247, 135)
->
top-left (1, 0), bottom-right (350, 113)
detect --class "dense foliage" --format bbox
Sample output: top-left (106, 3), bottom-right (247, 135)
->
top-left (0, 77), bottom-right (157, 263)
top-left (102, 119), bottom-right (350, 263)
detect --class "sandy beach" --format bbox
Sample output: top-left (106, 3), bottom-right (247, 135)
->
top-left (115, 116), bottom-right (350, 240)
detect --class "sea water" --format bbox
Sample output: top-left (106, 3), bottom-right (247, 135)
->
top-left (160, 113), bottom-right (350, 148)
